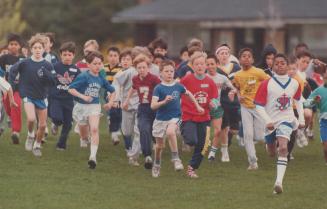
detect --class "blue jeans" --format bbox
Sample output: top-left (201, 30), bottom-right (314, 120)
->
top-left (137, 104), bottom-right (155, 157)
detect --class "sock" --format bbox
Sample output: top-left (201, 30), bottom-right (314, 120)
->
top-left (221, 144), bottom-right (228, 154)
top-left (210, 146), bottom-right (218, 154)
top-left (90, 144), bottom-right (98, 161)
top-left (171, 152), bottom-right (179, 161)
top-left (28, 131), bottom-right (35, 138)
top-left (276, 157), bottom-right (288, 184)
top-left (33, 141), bottom-right (41, 149)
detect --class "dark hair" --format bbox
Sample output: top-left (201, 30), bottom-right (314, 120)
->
top-left (274, 53), bottom-right (289, 64)
top-left (238, 48), bottom-right (254, 58)
top-left (153, 53), bottom-right (165, 60)
top-left (7, 33), bottom-right (22, 46)
top-left (59, 41), bottom-right (76, 54)
top-left (150, 37), bottom-right (168, 50)
top-left (295, 43), bottom-right (309, 51)
top-left (85, 51), bottom-right (104, 63)
top-left (107, 46), bottom-right (120, 54)
top-left (159, 59), bottom-right (175, 72)
top-left (207, 54), bottom-right (218, 63)
top-left (43, 32), bottom-right (56, 44)
top-left (180, 46), bottom-right (188, 55)
top-left (188, 45), bottom-right (202, 57)
top-left (119, 49), bottom-right (132, 61)
top-left (296, 51), bottom-right (312, 59)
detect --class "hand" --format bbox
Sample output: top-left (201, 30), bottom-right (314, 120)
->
top-left (228, 90), bottom-right (236, 101)
top-left (122, 101), bottom-right (129, 111)
top-left (196, 105), bottom-right (205, 114)
top-left (82, 95), bottom-right (93, 103)
top-left (266, 123), bottom-right (275, 131)
top-left (164, 95), bottom-right (173, 104)
top-left (239, 96), bottom-right (245, 103)
top-left (10, 100), bottom-right (18, 108)
top-left (298, 123), bottom-right (305, 129)
top-left (209, 101), bottom-right (216, 109)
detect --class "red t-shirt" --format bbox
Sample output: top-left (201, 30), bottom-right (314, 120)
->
top-left (180, 74), bottom-right (218, 122)
top-left (132, 73), bottom-right (161, 104)
top-left (76, 60), bottom-right (89, 72)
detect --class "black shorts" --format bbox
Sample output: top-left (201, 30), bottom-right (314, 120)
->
top-left (221, 106), bottom-right (240, 130)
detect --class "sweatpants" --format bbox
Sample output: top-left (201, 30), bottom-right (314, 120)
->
top-left (122, 109), bottom-right (141, 158)
top-left (240, 106), bottom-right (265, 164)
top-left (3, 91), bottom-right (21, 133)
top-left (49, 99), bottom-right (73, 149)
top-left (181, 120), bottom-right (210, 169)
top-left (137, 104), bottom-right (155, 157)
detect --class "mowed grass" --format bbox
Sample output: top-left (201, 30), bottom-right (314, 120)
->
top-left (0, 116), bottom-right (326, 209)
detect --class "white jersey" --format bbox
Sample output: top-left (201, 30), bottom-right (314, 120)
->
top-left (254, 74), bottom-right (302, 130)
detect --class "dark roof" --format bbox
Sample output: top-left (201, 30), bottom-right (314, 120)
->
top-left (112, 0), bottom-right (327, 23)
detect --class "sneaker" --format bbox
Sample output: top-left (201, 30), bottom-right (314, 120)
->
top-left (247, 162), bottom-right (258, 171)
top-left (208, 151), bottom-right (216, 162)
top-left (56, 146), bottom-right (66, 151)
top-left (152, 164), bottom-right (161, 178)
top-left (80, 138), bottom-right (88, 148)
top-left (88, 158), bottom-right (97, 169)
top-left (186, 165), bottom-right (199, 178)
top-left (128, 157), bottom-right (140, 166)
top-left (32, 147), bottom-right (42, 157)
top-left (273, 182), bottom-right (283, 194)
top-left (172, 159), bottom-right (184, 171)
top-left (144, 156), bottom-right (153, 169)
top-left (11, 132), bottom-right (20, 144)
top-left (112, 135), bottom-right (120, 146)
top-left (182, 142), bottom-right (191, 152)
top-left (25, 136), bottom-right (34, 151)
top-left (305, 128), bottom-right (314, 139)
top-left (221, 151), bottom-right (230, 162)
top-left (41, 137), bottom-right (47, 144)
top-left (51, 123), bottom-right (58, 136)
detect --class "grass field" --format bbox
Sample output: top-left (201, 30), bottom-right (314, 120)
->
top-left (0, 117), bottom-right (326, 209)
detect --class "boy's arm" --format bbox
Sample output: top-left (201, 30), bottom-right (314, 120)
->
top-left (68, 88), bottom-right (92, 103)
top-left (122, 88), bottom-right (136, 110)
top-left (184, 90), bottom-right (204, 113)
top-left (0, 76), bottom-right (17, 107)
top-left (295, 99), bottom-right (305, 127)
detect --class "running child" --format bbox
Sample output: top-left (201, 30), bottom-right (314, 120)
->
top-left (68, 51), bottom-right (116, 169)
top-left (151, 60), bottom-right (203, 177)
top-left (255, 54), bottom-right (304, 194)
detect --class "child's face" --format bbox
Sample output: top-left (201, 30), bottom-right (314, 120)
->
top-left (7, 41), bottom-right (21, 55)
top-left (88, 57), bottom-right (103, 74)
top-left (273, 57), bottom-right (288, 75)
top-left (206, 58), bottom-right (217, 75)
top-left (180, 51), bottom-right (189, 62)
top-left (265, 54), bottom-right (275, 69)
top-left (193, 57), bottom-right (206, 75)
top-left (31, 42), bottom-right (45, 60)
top-left (121, 55), bottom-right (132, 69)
top-left (136, 61), bottom-right (149, 78)
top-left (107, 51), bottom-right (120, 66)
top-left (60, 51), bottom-right (75, 65)
top-left (153, 57), bottom-right (163, 66)
top-left (154, 47), bottom-right (167, 56)
top-left (288, 63), bottom-right (297, 77)
top-left (160, 65), bottom-right (175, 83)
top-left (297, 56), bottom-right (310, 72)
top-left (217, 49), bottom-right (230, 65)
top-left (239, 51), bottom-right (254, 69)
top-left (83, 45), bottom-right (97, 56)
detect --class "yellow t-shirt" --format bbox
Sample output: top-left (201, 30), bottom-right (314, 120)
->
top-left (233, 67), bottom-right (269, 108)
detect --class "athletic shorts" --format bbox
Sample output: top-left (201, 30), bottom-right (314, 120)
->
top-left (152, 118), bottom-right (180, 138)
top-left (265, 122), bottom-right (293, 144)
top-left (72, 103), bottom-right (101, 125)
top-left (210, 106), bottom-right (224, 119)
top-left (221, 106), bottom-right (240, 130)
top-left (320, 119), bottom-right (327, 142)
top-left (23, 97), bottom-right (48, 109)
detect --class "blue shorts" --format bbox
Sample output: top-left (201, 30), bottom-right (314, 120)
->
top-left (320, 119), bottom-right (327, 142)
top-left (265, 122), bottom-right (293, 144)
top-left (23, 97), bottom-right (48, 109)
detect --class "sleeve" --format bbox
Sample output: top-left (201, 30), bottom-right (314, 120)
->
top-left (99, 69), bottom-right (106, 79)
top-left (102, 77), bottom-right (115, 93)
top-left (0, 67), bottom-right (5, 77)
top-left (210, 80), bottom-right (218, 100)
top-left (223, 75), bottom-right (235, 89)
top-left (293, 83), bottom-right (302, 101)
top-left (254, 79), bottom-right (269, 106)
top-left (69, 73), bottom-right (86, 90)
top-left (303, 88), bottom-right (319, 108)
top-left (178, 83), bottom-right (186, 94)
top-left (152, 85), bottom-right (160, 100)
top-left (132, 76), bottom-right (137, 89)
top-left (260, 69), bottom-right (270, 81)
top-left (0, 76), bottom-right (11, 92)
top-left (8, 60), bottom-right (21, 86)
top-left (232, 74), bottom-right (240, 89)
top-left (114, 70), bottom-right (127, 86)
top-left (43, 63), bottom-right (57, 86)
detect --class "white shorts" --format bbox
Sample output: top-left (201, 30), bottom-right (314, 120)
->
top-left (152, 118), bottom-right (180, 138)
top-left (72, 103), bottom-right (101, 125)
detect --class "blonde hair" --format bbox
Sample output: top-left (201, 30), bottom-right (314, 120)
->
top-left (190, 51), bottom-right (207, 64)
top-left (28, 34), bottom-right (46, 48)
top-left (84, 39), bottom-right (99, 50)
top-left (133, 54), bottom-right (151, 67)
top-left (131, 46), bottom-right (152, 59)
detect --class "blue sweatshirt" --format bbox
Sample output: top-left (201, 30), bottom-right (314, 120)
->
top-left (69, 71), bottom-right (115, 104)
top-left (9, 58), bottom-right (56, 99)
top-left (49, 62), bottom-right (80, 101)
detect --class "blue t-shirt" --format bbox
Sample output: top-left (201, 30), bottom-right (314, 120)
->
top-left (153, 82), bottom-right (186, 121)
top-left (49, 62), bottom-right (81, 101)
top-left (69, 71), bottom-right (115, 104)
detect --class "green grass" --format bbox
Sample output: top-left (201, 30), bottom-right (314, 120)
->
top-left (0, 117), bottom-right (326, 209)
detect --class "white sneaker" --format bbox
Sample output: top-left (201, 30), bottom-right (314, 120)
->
top-left (273, 182), bottom-right (283, 194)
top-left (152, 164), bottom-right (161, 178)
top-left (208, 151), bottom-right (216, 161)
top-left (247, 162), bottom-right (258, 171)
top-left (32, 147), bottom-right (42, 157)
top-left (144, 156), bottom-right (153, 169)
top-left (172, 159), bottom-right (184, 171)
top-left (80, 138), bottom-right (88, 148)
top-left (182, 142), bottom-right (191, 152)
top-left (221, 151), bottom-right (230, 162)
top-left (305, 128), bottom-right (314, 139)
top-left (25, 136), bottom-right (34, 151)
top-left (112, 133), bottom-right (120, 146)
top-left (299, 129), bottom-right (308, 146)
top-left (128, 157), bottom-right (140, 166)
top-left (51, 123), bottom-right (58, 136)
top-left (296, 130), bottom-right (304, 148)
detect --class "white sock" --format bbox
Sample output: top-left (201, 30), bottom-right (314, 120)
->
top-left (33, 141), bottom-right (41, 149)
top-left (276, 157), bottom-right (288, 184)
top-left (28, 131), bottom-right (35, 137)
top-left (90, 144), bottom-right (98, 161)
top-left (221, 144), bottom-right (228, 154)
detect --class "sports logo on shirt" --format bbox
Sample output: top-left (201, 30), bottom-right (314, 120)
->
top-left (194, 91), bottom-right (208, 104)
top-left (276, 93), bottom-right (291, 110)
top-left (57, 72), bottom-right (76, 85)
top-left (171, 91), bottom-right (180, 100)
